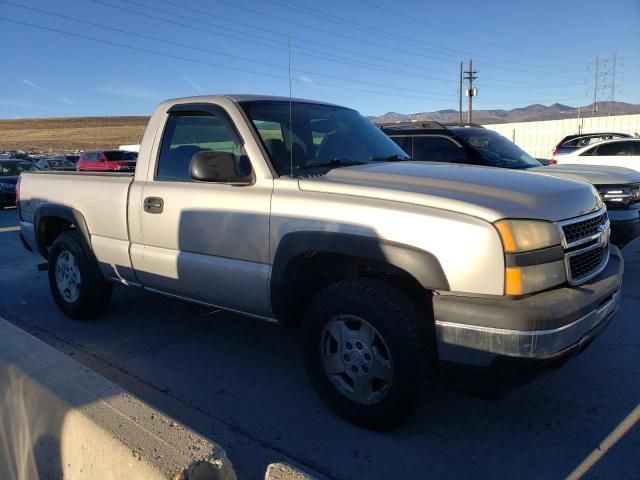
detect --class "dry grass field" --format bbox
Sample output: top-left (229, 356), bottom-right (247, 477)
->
top-left (0, 116), bottom-right (150, 152)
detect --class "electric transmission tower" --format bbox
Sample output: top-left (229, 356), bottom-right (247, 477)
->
top-left (589, 54), bottom-right (621, 116)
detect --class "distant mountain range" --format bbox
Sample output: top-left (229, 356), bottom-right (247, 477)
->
top-left (370, 101), bottom-right (640, 125)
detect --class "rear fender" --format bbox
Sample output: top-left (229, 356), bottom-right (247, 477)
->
top-left (34, 204), bottom-right (91, 258)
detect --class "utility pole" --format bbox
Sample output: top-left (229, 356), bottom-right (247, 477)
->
top-left (609, 53), bottom-right (617, 115)
top-left (458, 61), bottom-right (463, 126)
top-left (463, 59), bottom-right (478, 124)
top-left (577, 106), bottom-right (582, 134)
top-left (592, 56), bottom-right (599, 117)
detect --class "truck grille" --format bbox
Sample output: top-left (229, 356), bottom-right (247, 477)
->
top-left (568, 244), bottom-right (608, 282)
top-left (562, 211), bottom-right (607, 244)
top-left (559, 208), bottom-right (610, 285)
top-left (629, 183), bottom-right (640, 205)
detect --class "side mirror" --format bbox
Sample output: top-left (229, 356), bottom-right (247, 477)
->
top-left (189, 151), bottom-right (252, 184)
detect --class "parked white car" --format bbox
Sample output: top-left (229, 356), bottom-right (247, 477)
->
top-left (554, 138), bottom-right (640, 171)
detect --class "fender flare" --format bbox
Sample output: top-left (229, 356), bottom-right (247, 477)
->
top-left (270, 231), bottom-right (449, 315)
top-left (34, 203), bottom-right (91, 258)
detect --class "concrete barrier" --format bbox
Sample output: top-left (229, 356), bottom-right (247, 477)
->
top-left (0, 318), bottom-right (237, 480)
top-left (265, 462), bottom-right (317, 480)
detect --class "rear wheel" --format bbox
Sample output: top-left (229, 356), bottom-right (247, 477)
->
top-left (48, 231), bottom-right (112, 319)
top-left (303, 278), bottom-right (437, 429)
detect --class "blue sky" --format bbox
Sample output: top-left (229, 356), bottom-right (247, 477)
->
top-left (0, 0), bottom-right (638, 118)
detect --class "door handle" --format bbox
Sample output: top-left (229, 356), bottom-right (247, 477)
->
top-left (143, 197), bottom-right (164, 214)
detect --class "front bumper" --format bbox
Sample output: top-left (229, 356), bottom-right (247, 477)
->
top-left (434, 246), bottom-right (623, 366)
top-left (608, 206), bottom-right (640, 247)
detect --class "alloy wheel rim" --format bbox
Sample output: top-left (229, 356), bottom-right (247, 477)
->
top-left (320, 314), bottom-right (394, 405)
top-left (55, 250), bottom-right (81, 303)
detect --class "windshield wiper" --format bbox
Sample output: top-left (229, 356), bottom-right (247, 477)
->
top-left (296, 158), bottom-right (367, 172)
top-left (370, 154), bottom-right (411, 162)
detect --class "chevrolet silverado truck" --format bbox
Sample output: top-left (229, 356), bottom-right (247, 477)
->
top-left (381, 122), bottom-right (640, 247)
top-left (18, 95), bottom-right (624, 429)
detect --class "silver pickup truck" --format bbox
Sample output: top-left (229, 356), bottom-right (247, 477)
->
top-left (18, 95), bottom-right (624, 429)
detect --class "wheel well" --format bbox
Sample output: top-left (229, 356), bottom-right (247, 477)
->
top-left (37, 216), bottom-right (75, 258)
top-left (275, 252), bottom-right (430, 327)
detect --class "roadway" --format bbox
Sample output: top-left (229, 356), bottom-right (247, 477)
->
top-left (1, 207), bottom-right (638, 479)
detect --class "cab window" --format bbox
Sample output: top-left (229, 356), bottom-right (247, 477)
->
top-left (156, 113), bottom-right (243, 181)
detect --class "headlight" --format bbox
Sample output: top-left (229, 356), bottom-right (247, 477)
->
top-left (596, 185), bottom-right (639, 208)
top-left (494, 219), bottom-right (562, 253)
top-left (495, 219), bottom-right (566, 295)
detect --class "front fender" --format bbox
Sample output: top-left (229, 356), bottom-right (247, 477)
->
top-left (270, 231), bottom-right (449, 316)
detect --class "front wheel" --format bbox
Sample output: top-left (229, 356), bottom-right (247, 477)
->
top-left (303, 278), bottom-right (437, 429)
top-left (48, 231), bottom-right (112, 319)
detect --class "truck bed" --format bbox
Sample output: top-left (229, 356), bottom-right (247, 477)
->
top-left (19, 172), bottom-right (134, 277)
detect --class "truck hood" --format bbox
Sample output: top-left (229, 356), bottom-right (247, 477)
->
top-left (298, 162), bottom-right (600, 223)
top-left (529, 164), bottom-right (640, 185)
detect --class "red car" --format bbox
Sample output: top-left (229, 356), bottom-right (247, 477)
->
top-left (76, 150), bottom-right (137, 172)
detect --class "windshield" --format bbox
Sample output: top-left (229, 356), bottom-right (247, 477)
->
top-left (455, 130), bottom-right (541, 169)
top-left (241, 101), bottom-right (408, 176)
top-left (0, 161), bottom-right (39, 176)
top-left (49, 159), bottom-right (75, 168)
top-left (105, 151), bottom-right (137, 161)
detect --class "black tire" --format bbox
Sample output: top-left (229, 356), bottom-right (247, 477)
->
top-left (48, 231), bottom-right (112, 320)
top-left (303, 278), bottom-right (437, 430)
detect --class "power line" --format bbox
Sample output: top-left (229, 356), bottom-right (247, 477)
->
top-left (1, 2), bottom-right (460, 98)
top-left (257, 0), bottom-right (475, 60)
top-left (1, 3), bottom-right (594, 109)
top-left (350, 0), bottom-right (582, 67)
top-left (117, 0), bottom-right (587, 87)
top-left (91, 0), bottom-right (458, 83)
top-left (0, 16), bottom-right (460, 102)
top-left (200, 0), bottom-right (586, 73)
top-left (138, 0), bottom-right (462, 69)
top-left (137, 0), bottom-right (475, 79)
top-left (260, 0), bottom-right (591, 77)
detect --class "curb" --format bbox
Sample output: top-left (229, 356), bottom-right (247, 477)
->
top-left (0, 317), bottom-right (237, 480)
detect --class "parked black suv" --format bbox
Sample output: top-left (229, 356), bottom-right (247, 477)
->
top-left (380, 122), bottom-right (640, 247)
top-left (381, 122), bottom-right (545, 169)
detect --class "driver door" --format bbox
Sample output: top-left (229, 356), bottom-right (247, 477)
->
top-left (131, 107), bottom-right (273, 316)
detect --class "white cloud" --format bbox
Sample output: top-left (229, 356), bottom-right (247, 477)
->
top-left (299, 75), bottom-right (320, 88)
top-left (21, 79), bottom-right (45, 91)
top-left (59, 97), bottom-right (73, 104)
top-left (96, 85), bottom-right (165, 100)
top-left (0, 99), bottom-right (38, 109)
top-left (182, 75), bottom-right (202, 93)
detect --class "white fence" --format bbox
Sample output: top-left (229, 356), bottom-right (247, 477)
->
top-left (483, 114), bottom-right (640, 158)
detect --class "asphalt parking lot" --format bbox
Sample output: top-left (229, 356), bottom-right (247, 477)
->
top-left (0, 206), bottom-right (638, 480)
